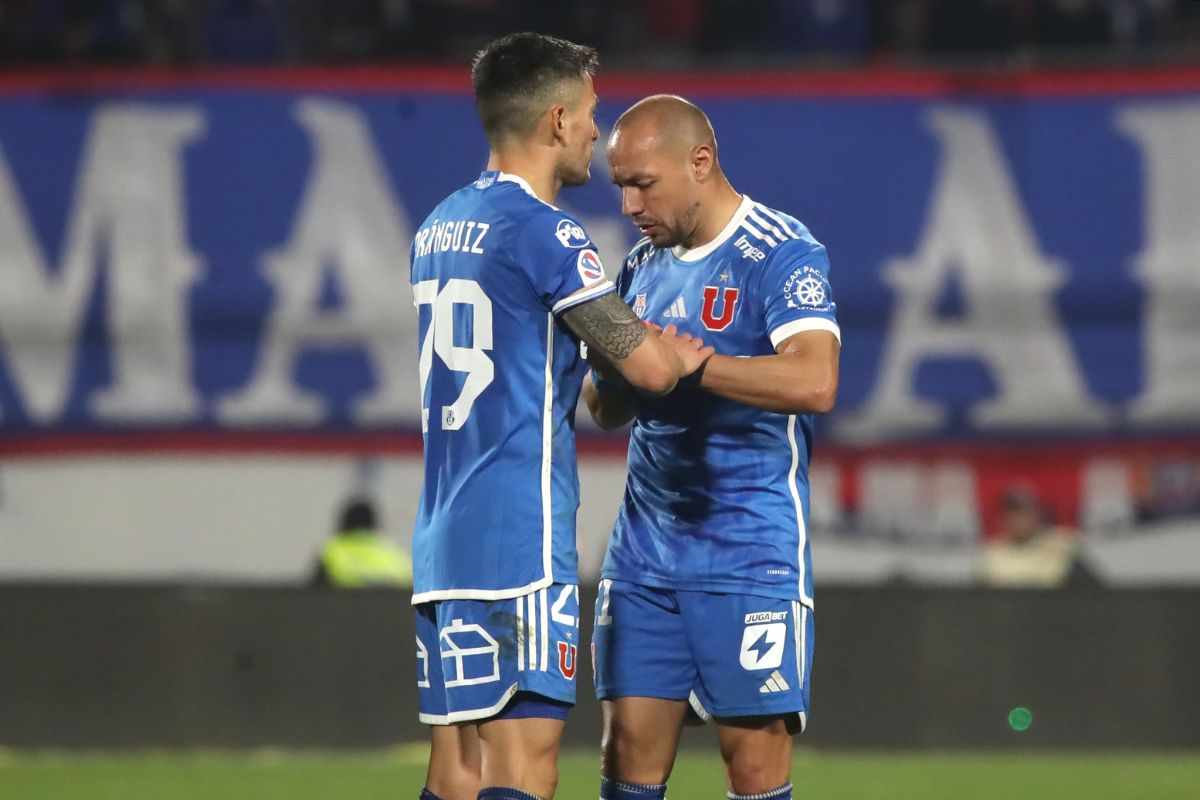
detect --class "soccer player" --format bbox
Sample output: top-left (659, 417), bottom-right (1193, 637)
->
top-left (410, 39), bottom-right (714, 800)
top-left (584, 95), bottom-right (841, 800)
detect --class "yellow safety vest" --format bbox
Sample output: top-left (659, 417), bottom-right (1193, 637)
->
top-left (320, 531), bottom-right (413, 588)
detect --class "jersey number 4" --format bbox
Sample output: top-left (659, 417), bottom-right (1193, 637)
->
top-left (414, 279), bottom-right (494, 431)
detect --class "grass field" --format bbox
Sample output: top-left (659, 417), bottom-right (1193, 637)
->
top-left (2, 748), bottom-right (1198, 800)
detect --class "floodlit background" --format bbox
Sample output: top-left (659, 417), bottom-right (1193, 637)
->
top-left (1, 2), bottom-right (1198, 798)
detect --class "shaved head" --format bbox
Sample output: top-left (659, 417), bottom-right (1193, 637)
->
top-left (609, 94), bottom-right (717, 161)
top-left (607, 95), bottom-right (737, 250)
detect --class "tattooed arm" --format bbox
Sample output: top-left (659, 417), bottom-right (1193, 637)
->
top-left (563, 292), bottom-right (713, 429)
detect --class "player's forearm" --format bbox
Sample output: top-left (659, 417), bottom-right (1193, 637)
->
top-left (583, 373), bottom-right (638, 430)
top-left (698, 352), bottom-right (837, 414)
top-left (613, 338), bottom-right (682, 396)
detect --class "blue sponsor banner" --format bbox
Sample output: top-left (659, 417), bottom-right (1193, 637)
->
top-left (0, 69), bottom-right (1198, 440)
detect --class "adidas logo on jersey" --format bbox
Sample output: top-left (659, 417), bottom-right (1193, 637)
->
top-left (663, 296), bottom-right (687, 319)
top-left (759, 670), bottom-right (791, 694)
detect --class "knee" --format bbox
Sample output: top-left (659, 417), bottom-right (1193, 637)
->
top-left (601, 714), bottom-right (634, 764)
top-left (601, 716), bottom-right (660, 783)
top-left (725, 749), bottom-right (788, 796)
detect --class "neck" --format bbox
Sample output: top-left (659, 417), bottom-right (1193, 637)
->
top-left (683, 179), bottom-right (743, 250)
top-left (487, 147), bottom-right (561, 205)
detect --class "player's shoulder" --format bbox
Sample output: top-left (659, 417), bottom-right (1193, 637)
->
top-left (621, 236), bottom-right (658, 272)
top-left (482, 173), bottom-right (595, 252)
top-left (739, 200), bottom-right (824, 262)
top-left (734, 201), bottom-right (830, 273)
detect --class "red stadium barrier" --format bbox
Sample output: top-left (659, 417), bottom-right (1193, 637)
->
top-left (2, 63), bottom-right (1200, 98)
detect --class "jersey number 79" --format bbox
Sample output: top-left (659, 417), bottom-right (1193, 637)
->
top-left (414, 279), bottom-right (494, 431)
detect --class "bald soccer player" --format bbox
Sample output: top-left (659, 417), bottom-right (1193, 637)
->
top-left (584, 95), bottom-right (841, 800)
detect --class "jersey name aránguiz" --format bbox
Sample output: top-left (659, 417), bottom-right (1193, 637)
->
top-left (602, 195), bottom-right (839, 607)
top-left (410, 171), bottom-right (614, 603)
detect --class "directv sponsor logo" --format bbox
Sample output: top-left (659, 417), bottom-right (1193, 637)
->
top-left (744, 611), bottom-right (788, 624)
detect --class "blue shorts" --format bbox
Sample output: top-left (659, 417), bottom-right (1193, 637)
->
top-left (592, 580), bottom-right (814, 730)
top-left (415, 583), bottom-right (580, 725)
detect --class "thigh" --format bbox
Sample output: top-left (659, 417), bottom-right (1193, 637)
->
top-left (680, 592), bottom-right (813, 728)
top-left (592, 579), bottom-right (697, 702)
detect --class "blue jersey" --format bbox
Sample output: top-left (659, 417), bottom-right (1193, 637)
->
top-left (410, 171), bottom-right (614, 603)
top-left (601, 196), bottom-right (839, 607)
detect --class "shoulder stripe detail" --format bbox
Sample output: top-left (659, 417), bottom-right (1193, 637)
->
top-left (770, 317), bottom-right (842, 348)
top-left (748, 208), bottom-right (795, 242)
top-left (740, 220), bottom-right (779, 248)
top-left (754, 204), bottom-right (802, 239)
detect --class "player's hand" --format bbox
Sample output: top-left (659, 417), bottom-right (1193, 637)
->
top-left (659, 324), bottom-right (715, 378)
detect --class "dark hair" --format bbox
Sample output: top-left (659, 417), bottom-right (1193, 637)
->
top-left (471, 32), bottom-right (598, 144)
top-left (338, 497), bottom-right (377, 532)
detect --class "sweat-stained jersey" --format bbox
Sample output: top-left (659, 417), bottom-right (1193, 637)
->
top-left (601, 195), bottom-right (839, 608)
top-left (410, 170), bottom-right (614, 603)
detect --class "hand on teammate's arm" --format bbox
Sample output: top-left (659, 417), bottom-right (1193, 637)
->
top-left (582, 322), bottom-right (715, 429)
top-left (562, 293), bottom-right (713, 398)
top-left (697, 329), bottom-right (839, 414)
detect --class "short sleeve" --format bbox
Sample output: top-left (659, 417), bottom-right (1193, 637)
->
top-left (513, 208), bottom-right (615, 315)
top-left (758, 240), bottom-right (840, 349)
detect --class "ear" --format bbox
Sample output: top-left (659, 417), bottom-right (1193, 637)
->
top-left (691, 144), bottom-right (715, 181)
top-left (550, 104), bottom-right (569, 144)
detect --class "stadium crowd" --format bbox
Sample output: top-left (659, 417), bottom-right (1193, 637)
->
top-left (1, 0), bottom-right (1199, 67)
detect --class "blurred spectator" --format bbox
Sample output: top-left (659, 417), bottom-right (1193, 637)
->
top-left (313, 0), bottom-right (383, 62)
top-left (1172, 0), bottom-right (1200, 45)
top-left (1, 0), bottom-right (1198, 66)
top-left (24, 0), bottom-right (145, 63)
top-left (786, 0), bottom-right (871, 58)
top-left (141, 0), bottom-right (201, 64)
top-left (204, 0), bottom-right (284, 64)
top-left (868, 0), bottom-right (926, 59)
top-left (1108, 0), bottom-right (1172, 49)
top-left (311, 496), bottom-right (413, 589)
top-left (698, 0), bottom-right (772, 56)
top-left (1032, 0), bottom-right (1114, 50)
top-left (981, 486), bottom-right (1080, 588)
top-left (924, 0), bottom-right (1020, 57)
top-left (1134, 459), bottom-right (1200, 523)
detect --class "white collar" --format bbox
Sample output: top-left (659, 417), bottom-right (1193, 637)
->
top-left (671, 194), bottom-right (754, 262)
top-left (497, 172), bottom-right (559, 210)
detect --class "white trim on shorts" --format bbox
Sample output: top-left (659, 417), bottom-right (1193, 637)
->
top-left (418, 682), bottom-right (520, 726)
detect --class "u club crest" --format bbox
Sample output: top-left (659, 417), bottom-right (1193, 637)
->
top-left (700, 286), bottom-right (740, 331)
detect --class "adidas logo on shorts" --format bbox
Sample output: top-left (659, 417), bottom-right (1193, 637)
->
top-left (759, 669), bottom-right (791, 694)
